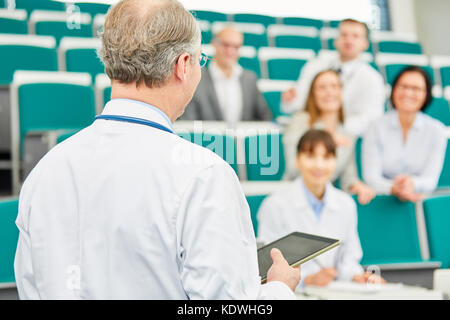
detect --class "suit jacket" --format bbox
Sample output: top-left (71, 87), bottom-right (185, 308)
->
top-left (181, 67), bottom-right (272, 121)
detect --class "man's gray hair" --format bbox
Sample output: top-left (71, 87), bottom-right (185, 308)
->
top-left (98, 0), bottom-right (201, 88)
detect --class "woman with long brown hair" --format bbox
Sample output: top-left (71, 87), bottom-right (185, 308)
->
top-left (283, 69), bottom-right (375, 204)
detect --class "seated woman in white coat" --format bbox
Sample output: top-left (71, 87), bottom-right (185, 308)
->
top-left (363, 66), bottom-right (448, 202)
top-left (258, 129), bottom-right (385, 287)
top-left (283, 69), bottom-right (375, 204)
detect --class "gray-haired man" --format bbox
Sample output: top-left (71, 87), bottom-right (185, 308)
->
top-left (14, 0), bottom-right (299, 299)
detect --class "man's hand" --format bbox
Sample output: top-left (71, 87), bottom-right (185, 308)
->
top-left (282, 88), bottom-right (297, 103)
top-left (266, 248), bottom-right (301, 292)
top-left (304, 268), bottom-right (337, 287)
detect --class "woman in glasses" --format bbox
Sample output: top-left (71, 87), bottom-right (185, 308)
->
top-left (363, 66), bottom-right (447, 202)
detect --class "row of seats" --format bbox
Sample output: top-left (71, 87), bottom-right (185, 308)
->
top-left (2, 192), bottom-right (450, 284)
top-left (246, 193), bottom-right (450, 268)
top-left (0, 7), bottom-right (425, 55)
top-left (8, 71), bottom-right (450, 194)
top-left (2, 32), bottom-right (450, 99)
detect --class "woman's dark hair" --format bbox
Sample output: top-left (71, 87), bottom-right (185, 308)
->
top-left (390, 65), bottom-right (433, 112)
top-left (296, 129), bottom-right (336, 157)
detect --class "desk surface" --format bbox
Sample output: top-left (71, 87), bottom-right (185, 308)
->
top-left (296, 282), bottom-right (444, 300)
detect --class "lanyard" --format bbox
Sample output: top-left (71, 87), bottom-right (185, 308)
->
top-left (95, 115), bottom-right (173, 134)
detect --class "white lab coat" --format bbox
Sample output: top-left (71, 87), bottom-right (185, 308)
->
top-left (14, 98), bottom-right (294, 300)
top-left (257, 178), bottom-right (364, 282)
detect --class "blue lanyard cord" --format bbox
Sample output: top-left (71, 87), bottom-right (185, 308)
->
top-left (95, 115), bottom-right (173, 134)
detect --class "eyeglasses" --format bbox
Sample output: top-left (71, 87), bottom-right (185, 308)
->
top-left (199, 52), bottom-right (210, 68)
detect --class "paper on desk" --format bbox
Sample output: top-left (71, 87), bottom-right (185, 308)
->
top-left (325, 281), bottom-right (403, 293)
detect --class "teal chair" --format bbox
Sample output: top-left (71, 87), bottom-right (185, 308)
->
top-left (0, 36), bottom-right (58, 85)
top-left (267, 58), bottom-right (307, 81)
top-left (75, 2), bottom-right (110, 17)
top-left (262, 91), bottom-right (289, 119)
top-left (274, 35), bottom-right (321, 53)
top-left (246, 194), bottom-right (268, 236)
top-left (104, 86), bottom-right (112, 106)
top-left (245, 133), bottom-right (285, 181)
top-left (328, 20), bottom-right (340, 28)
top-left (34, 20), bottom-right (93, 45)
top-left (191, 10), bottom-right (228, 23)
top-left (424, 97), bottom-right (450, 126)
top-left (201, 29), bottom-right (212, 44)
top-left (232, 13), bottom-right (276, 26)
top-left (179, 132), bottom-right (239, 177)
top-left (11, 71), bottom-right (96, 193)
top-left (385, 64), bottom-right (434, 86)
top-left (0, 14), bottom-right (28, 34)
top-left (423, 196), bottom-right (450, 268)
top-left (355, 195), bottom-right (422, 265)
top-left (239, 56), bottom-right (261, 78)
top-left (437, 139), bottom-right (450, 188)
top-left (377, 41), bottom-right (423, 55)
top-left (354, 137), bottom-right (363, 180)
top-left (15, 0), bottom-right (65, 14)
top-left (282, 17), bottom-right (324, 29)
top-left (65, 48), bottom-right (105, 82)
top-left (440, 66), bottom-right (450, 87)
top-left (0, 199), bottom-right (19, 284)
top-left (243, 32), bottom-right (268, 49)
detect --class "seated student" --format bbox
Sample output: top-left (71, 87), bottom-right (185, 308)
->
top-left (281, 19), bottom-right (385, 137)
top-left (363, 66), bottom-right (448, 202)
top-left (283, 69), bottom-right (375, 204)
top-left (180, 25), bottom-right (272, 125)
top-left (258, 129), bottom-right (385, 287)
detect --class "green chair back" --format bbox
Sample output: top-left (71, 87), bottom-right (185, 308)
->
top-left (245, 133), bottom-right (285, 181)
top-left (354, 195), bottom-right (422, 265)
top-left (0, 17), bottom-right (28, 34)
top-left (191, 10), bottom-right (228, 23)
top-left (267, 58), bottom-right (307, 81)
top-left (15, 0), bottom-right (65, 14)
top-left (66, 48), bottom-right (105, 81)
top-left (201, 29), bottom-right (212, 44)
top-left (440, 66), bottom-right (450, 87)
top-left (262, 91), bottom-right (289, 119)
top-left (437, 139), bottom-right (450, 188)
top-left (35, 21), bottom-right (93, 45)
top-left (377, 41), bottom-right (423, 55)
top-left (239, 56), bottom-right (261, 78)
top-left (424, 97), bottom-right (450, 126)
top-left (385, 64), bottom-right (434, 86)
top-left (274, 35), bottom-right (321, 53)
top-left (232, 13), bottom-right (276, 26)
top-left (18, 83), bottom-right (95, 153)
top-left (0, 199), bottom-right (19, 284)
top-left (282, 17), bottom-right (324, 29)
top-left (355, 137), bottom-right (363, 180)
top-left (0, 45), bottom-right (58, 85)
top-left (423, 196), bottom-right (450, 268)
top-left (246, 194), bottom-right (268, 236)
top-left (75, 2), bottom-right (110, 17)
top-left (243, 32), bottom-right (268, 48)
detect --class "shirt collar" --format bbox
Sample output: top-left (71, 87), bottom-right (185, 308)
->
top-left (388, 109), bottom-right (425, 131)
top-left (294, 177), bottom-right (341, 212)
top-left (209, 60), bottom-right (243, 80)
top-left (101, 98), bottom-right (174, 130)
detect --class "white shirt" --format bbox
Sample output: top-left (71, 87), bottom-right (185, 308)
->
top-left (362, 109), bottom-right (448, 194)
top-left (281, 54), bottom-right (386, 136)
top-left (14, 98), bottom-right (294, 300)
top-left (257, 178), bottom-right (364, 282)
top-left (209, 61), bottom-right (243, 126)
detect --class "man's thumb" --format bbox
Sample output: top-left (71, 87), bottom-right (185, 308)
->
top-left (270, 248), bottom-right (285, 264)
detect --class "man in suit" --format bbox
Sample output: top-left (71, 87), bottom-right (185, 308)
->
top-left (181, 26), bottom-right (272, 124)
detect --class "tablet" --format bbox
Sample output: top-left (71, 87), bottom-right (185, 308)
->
top-left (258, 232), bottom-right (340, 283)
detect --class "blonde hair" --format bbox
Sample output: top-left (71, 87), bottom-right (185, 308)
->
top-left (98, 0), bottom-right (201, 88)
top-left (304, 69), bottom-right (345, 127)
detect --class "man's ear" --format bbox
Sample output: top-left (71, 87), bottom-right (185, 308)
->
top-left (174, 53), bottom-right (191, 82)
